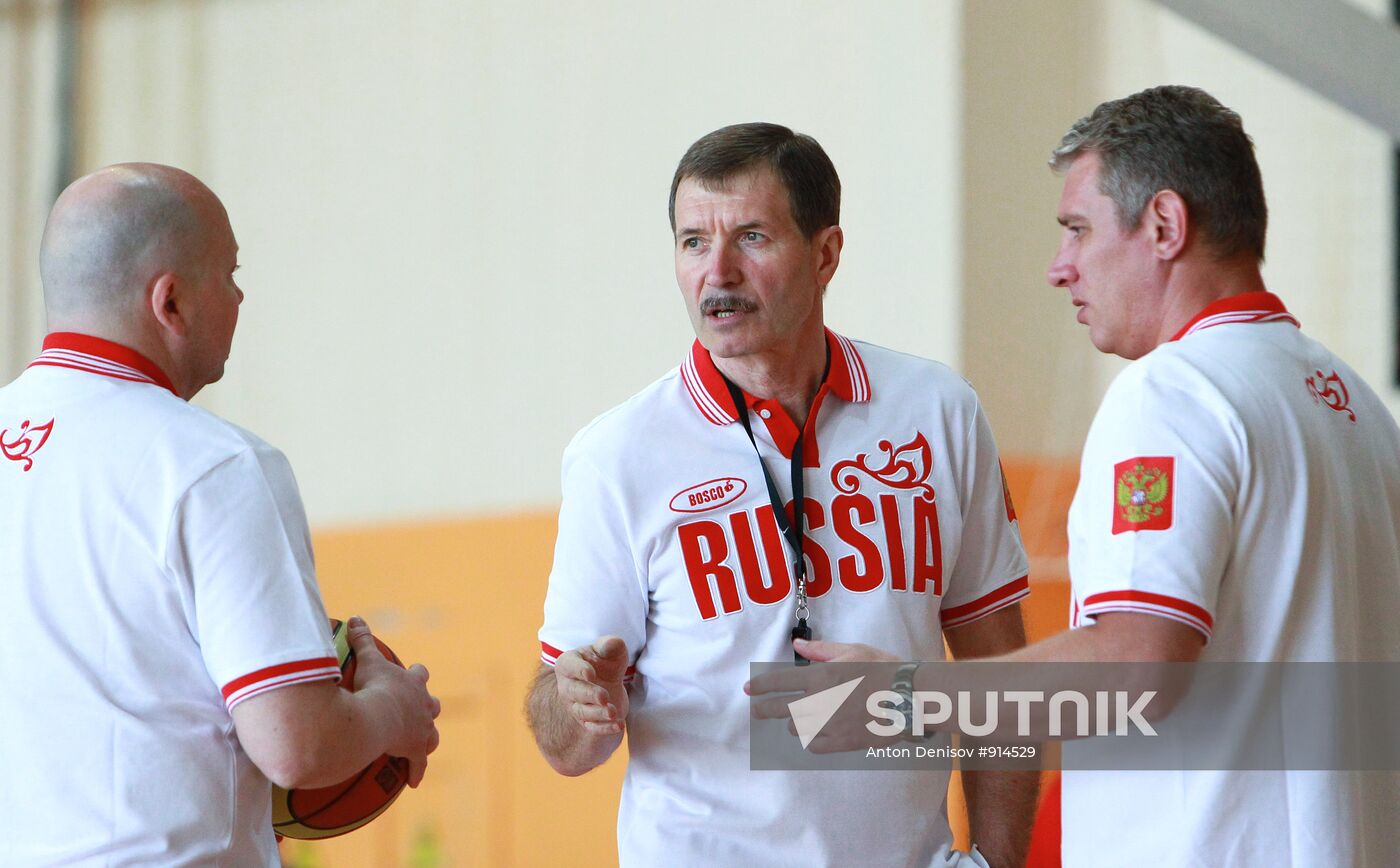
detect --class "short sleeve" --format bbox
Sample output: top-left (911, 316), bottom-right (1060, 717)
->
top-left (538, 444), bottom-right (648, 679)
top-left (1066, 367), bottom-right (1238, 641)
top-left (940, 401), bottom-right (1031, 629)
top-left (167, 445), bottom-right (338, 710)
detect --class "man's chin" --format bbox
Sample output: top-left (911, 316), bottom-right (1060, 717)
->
top-left (696, 330), bottom-right (752, 360)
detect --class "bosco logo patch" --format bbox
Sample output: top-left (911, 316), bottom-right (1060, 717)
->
top-left (670, 477), bottom-right (747, 514)
top-left (1112, 456), bottom-right (1173, 534)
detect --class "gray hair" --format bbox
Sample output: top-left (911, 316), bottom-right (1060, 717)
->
top-left (1050, 85), bottom-right (1267, 261)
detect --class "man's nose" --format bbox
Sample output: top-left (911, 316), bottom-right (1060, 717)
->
top-left (705, 239), bottom-right (741, 287)
top-left (1047, 255), bottom-right (1076, 288)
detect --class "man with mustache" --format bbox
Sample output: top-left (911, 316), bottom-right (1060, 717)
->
top-left (527, 124), bottom-right (1038, 867)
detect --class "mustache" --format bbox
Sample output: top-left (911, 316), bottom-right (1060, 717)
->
top-left (699, 294), bottom-right (759, 315)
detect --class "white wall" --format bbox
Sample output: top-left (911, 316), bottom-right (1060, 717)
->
top-left (0, 1), bottom-right (62, 377)
top-left (1099, 0), bottom-right (1397, 420)
top-left (3, 0), bottom-right (962, 525)
top-left (3, 0), bottom-right (1395, 525)
top-left (960, 0), bottom-right (1398, 457)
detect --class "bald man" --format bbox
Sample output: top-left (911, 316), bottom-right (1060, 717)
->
top-left (0, 164), bottom-right (440, 866)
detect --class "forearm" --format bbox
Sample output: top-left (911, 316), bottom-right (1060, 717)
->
top-left (962, 768), bottom-right (1038, 867)
top-left (914, 615), bottom-right (1205, 741)
top-left (526, 666), bottom-right (624, 776)
top-left (234, 681), bottom-right (405, 789)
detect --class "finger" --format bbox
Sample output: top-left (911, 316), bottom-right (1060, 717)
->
top-left (592, 635), bottom-right (629, 661)
top-left (555, 651), bottom-right (599, 684)
top-left (747, 666), bottom-right (830, 696)
top-left (553, 656), bottom-right (598, 689)
top-left (750, 695), bottom-right (801, 720)
top-left (346, 615), bottom-right (386, 663)
top-left (571, 701), bottom-right (620, 724)
top-left (409, 662), bottom-right (430, 683)
top-left (580, 720), bottom-right (624, 735)
top-left (427, 726), bottom-right (440, 755)
top-left (793, 637), bottom-right (856, 663)
top-left (559, 676), bottom-right (611, 706)
top-left (745, 671), bottom-right (802, 695)
top-left (406, 755), bottom-right (427, 788)
top-left (429, 695), bottom-right (442, 718)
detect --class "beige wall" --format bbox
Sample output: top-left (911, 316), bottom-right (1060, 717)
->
top-left (1099, 0), bottom-right (1398, 421)
top-left (961, 0), bottom-right (1399, 459)
top-left (2, 0), bottom-right (962, 525)
top-left (0, 1), bottom-right (61, 378)
top-left (2, 0), bottom-right (1396, 526)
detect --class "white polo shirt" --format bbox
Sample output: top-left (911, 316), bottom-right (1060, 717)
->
top-left (0, 333), bottom-right (339, 867)
top-left (1061, 293), bottom-right (1400, 866)
top-left (540, 329), bottom-right (1029, 868)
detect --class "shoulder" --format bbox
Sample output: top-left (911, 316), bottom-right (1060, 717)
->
top-left (563, 365), bottom-right (688, 469)
top-left (1105, 340), bottom-right (1218, 402)
top-left (853, 338), bottom-right (981, 409)
top-left (1089, 342), bottom-right (1244, 456)
top-left (133, 391), bottom-right (294, 486)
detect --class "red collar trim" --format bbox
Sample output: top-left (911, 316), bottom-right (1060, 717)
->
top-left (679, 328), bottom-right (870, 426)
top-left (28, 333), bottom-right (178, 396)
top-left (1169, 291), bottom-right (1299, 342)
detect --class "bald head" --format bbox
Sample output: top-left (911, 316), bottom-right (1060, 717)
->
top-left (38, 163), bottom-right (245, 400)
top-left (39, 163), bottom-right (229, 321)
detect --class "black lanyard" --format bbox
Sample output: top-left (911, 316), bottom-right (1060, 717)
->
top-left (722, 377), bottom-right (813, 665)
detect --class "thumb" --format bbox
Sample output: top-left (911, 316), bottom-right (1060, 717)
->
top-left (589, 635), bottom-right (630, 680)
top-left (347, 615), bottom-right (387, 666)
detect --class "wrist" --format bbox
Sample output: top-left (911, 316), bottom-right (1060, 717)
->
top-left (891, 662), bottom-right (934, 742)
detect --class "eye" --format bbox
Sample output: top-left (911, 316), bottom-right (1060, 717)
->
top-left (741, 231), bottom-right (763, 242)
top-left (681, 237), bottom-right (701, 250)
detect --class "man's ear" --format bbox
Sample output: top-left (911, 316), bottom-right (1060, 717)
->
top-left (814, 224), bottom-right (843, 287)
top-left (1147, 190), bottom-right (1189, 261)
top-left (149, 272), bottom-right (188, 337)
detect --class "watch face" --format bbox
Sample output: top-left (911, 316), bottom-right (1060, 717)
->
top-left (893, 663), bottom-right (919, 693)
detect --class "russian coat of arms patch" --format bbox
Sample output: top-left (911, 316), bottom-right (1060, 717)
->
top-left (1112, 456), bottom-right (1174, 534)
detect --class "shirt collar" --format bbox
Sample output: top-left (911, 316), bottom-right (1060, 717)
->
top-left (1169, 291), bottom-right (1300, 342)
top-left (28, 332), bottom-right (179, 396)
top-left (680, 327), bottom-right (870, 426)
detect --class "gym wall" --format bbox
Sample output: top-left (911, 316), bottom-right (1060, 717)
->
top-left (2, 1), bottom-right (1394, 865)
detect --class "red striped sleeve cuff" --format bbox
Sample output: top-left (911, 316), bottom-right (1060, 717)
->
top-left (940, 575), bottom-right (1030, 629)
top-left (540, 641), bottom-right (637, 683)
top-left (1078, 590), bottom-right (1214, 640)
top-left (221, 656), bottom-right (341, 711)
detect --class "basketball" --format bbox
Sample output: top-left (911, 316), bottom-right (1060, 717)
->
top-left (271, 618), bottom-right (412, 840)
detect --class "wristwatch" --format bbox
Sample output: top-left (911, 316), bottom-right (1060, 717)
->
top-left (891, 662), bottom-right (930, 741)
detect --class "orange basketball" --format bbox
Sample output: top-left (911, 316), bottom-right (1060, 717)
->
top-left (270, 618), bottom-right (411, 840)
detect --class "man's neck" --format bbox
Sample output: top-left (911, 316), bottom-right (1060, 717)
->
top-left (46, 314), bottom-right (190, 400)
top-left (1152, 257), bottom-right (1268, 348)
top-left (713, 340), bottom-right (827, 429)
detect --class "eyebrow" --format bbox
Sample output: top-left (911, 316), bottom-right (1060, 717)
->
top-left (1057, 213), bottom-right (1086, 226)
top-left (675, 220), bottom-right (769, 239)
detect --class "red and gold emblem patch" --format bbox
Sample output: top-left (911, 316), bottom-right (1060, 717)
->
top-left (1111, 456), bottom-right (1173, 534)
top-left (999, 460), bottom-right (1017, 523)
